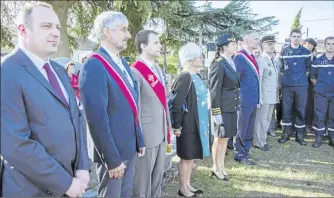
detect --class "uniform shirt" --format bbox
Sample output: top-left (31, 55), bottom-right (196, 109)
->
top-left (101, 44), bottom-right (134, 87)
top-left (310, 54), bottom-right (334, 97)
top-left (279, 44), bottom-right (312, 87)
top-left (19, 46), bottom-right (69, 104)
top-left (222, 54), bottom-right (236, 71)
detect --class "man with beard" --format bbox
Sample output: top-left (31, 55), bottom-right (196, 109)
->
top-left (278, 29), bottom-right (312, 146)
top-left (310, 36), bottom-right (334, 148)
top-left (233, 30), bottom-right (261, 165)
top-left (79, 11), bottom-right (145, 197)
top-left (131, 30), bottom-right (171, 197)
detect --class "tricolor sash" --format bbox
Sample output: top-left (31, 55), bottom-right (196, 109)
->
top-left (91, 53), bottom-right (139, 129)
top-left (237, 51), bottom-right (259, 77)
top-left (132, 60), bottom-right (171, 144)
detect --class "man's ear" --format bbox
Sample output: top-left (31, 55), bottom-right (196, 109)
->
top-left (18, 24), bottom-right (27, 36)
top-left (140, 43), bottom-right (146, 52)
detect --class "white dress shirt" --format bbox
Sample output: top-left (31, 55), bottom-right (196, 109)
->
top-left (20, 46), bottom-right (69, 104)
top-left (139, 56), bottom-right (162, 81)
top-left (101, 44), bottom-right (134, 87)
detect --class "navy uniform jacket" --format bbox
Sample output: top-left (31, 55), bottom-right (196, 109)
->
top-left (279, 45), bottom-right (312, 87)
top-left (209, 57), bottom-right (240, 115)
top-left (233, 49), bottom-right (260, 106)
top-left (310, 54), bottom-right (334, 97)
top-left (79, 47), bottom-right (145, 170)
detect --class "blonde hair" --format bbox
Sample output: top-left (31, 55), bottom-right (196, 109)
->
top-left (179, 42), bottom-right (202, 66)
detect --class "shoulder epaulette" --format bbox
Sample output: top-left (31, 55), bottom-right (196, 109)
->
top-left (215, 57), bottom-right (222, 62)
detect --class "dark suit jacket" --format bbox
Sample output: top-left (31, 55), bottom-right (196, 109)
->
top-left (79, 47), bottom-right (145, 170)
top-left (1, 48), bottom-right (89, 196)
top-left (233, 49), bottom-right (260, 106)
top-left (171, 72), bottom-right (199, 135)
top-left (209, 57), bottom-right (241, 114)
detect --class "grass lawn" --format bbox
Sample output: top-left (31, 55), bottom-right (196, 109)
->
top-left (163, 131), bottom-right (334, 197)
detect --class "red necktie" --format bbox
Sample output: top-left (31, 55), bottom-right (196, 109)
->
top-left (43, 63), bottom-right (68, 106)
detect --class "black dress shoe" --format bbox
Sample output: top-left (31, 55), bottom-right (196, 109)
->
top-left (278, 133), bottom-right (290, 143)
top-left (296, 133), bottom-right (307, 146)
top-left (253, 145), bottom-right (269, 151)
top-left (211, 171), bottom-right (228, 181)
top-left (191, 189), bottom-right (204, 194)
top-left (312, 136), bottom-right (323, 148)
top-left (236, 158), bottom-right (255, 165)
top-left (265, 144), bottom-right (272, 148)
top-left (178, 190), bottom-right (197, 197)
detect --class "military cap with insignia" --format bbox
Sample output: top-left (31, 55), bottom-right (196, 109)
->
top-left (216, 34), bottom-right (236, 46)
top-left (304, 38), bottom-right (317, 47)
top-left (261, 35), bottom-right (276, 43)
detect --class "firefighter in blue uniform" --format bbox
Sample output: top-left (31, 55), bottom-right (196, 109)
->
top-left (303, 38), bottom-right (318, 134)
top-left (310, 36), bottom-right (334, 148)
top-left (278, 29), bottom-right (312, 145)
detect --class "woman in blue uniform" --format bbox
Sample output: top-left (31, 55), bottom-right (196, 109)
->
top-left (209, 34), bottom-right (240, 181)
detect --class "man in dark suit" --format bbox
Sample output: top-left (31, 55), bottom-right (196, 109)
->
top-left (233, 30), bottom-right (261, 165)
top-left (79, 11), bottom-right (145, 197)
top-left (1, 2), bottom-right (90, 197)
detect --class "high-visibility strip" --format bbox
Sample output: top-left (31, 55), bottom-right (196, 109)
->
top-left (311, 64), bottom-right (334, 68)
top-left (328, 128), bottom-right (334, 132)
top-left (280, 54), bottom-right (312, 59)
top-left (312, 126), bottom-right (326, 131)
top-left (281, 121), bottom-right (292, 126)
top-left (295, 124), bottom-right (306, 128)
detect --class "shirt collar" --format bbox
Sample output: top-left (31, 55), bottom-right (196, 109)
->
top-left (19, 46), bottom-right (50, 70)
top-left (320, 54), bottom-right (334, 61)
top-left (101, 44), bottom-right (121, 64)
top-left (139, 55), bottom-right (155, 69)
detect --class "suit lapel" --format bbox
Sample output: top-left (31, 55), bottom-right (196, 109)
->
top-left (50, 61), bottom-right (73, 108)
top-left (221, 57), bottom-right (240, 87)
top-left (15, 48), bottom-right (69, 108)
top-left (97, 47), bottom-right (137, 100)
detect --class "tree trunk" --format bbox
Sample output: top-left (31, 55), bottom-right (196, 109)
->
top-left (48, 1), bottom-right (73, 58)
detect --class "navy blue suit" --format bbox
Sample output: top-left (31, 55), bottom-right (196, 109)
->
top-left (279, 45), bottom-right (312, 135)
top-left (310, 54), bottom-right (334, 138)
top-left (233, 49), bottom-right (260, 161)
top-left (79, 47), bottom-right (144, 197)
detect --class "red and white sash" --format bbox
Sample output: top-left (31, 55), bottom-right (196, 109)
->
top-left (132, 60), bottom-right (171, 144)
top-left (237, 51), bottom-right (259, 77)
top-left (91, 53), bottom-right (139, 129)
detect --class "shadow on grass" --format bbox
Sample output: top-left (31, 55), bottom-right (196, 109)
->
top-left (163, 130), bottom-right (334, 197)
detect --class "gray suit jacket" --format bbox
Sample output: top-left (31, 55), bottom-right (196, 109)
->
top-left (258, 52), bottom-right (279, 104)
top-left (131, 60), bottom-right (170, 148)
top-left (1, 48), bottom-right (89, 196)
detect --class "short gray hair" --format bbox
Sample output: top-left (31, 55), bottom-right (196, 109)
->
top-left (16, 2), bottom-right (53, 29)
top-left (242, 30), bottom-right (259, 40)
top-left (179, 42), bottom-right (202, 66)
top-left (94, 11), bottom-right (128, 40)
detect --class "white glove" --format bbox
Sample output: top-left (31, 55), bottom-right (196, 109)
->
top-left (213, 115), bottom-right (223, 126)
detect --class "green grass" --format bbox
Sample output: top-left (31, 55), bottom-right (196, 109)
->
top-left (163, 131), bottom-right (334, 197)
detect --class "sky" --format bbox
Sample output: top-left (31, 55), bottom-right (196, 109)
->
top-left (196, 1), bottom-right (334, 43)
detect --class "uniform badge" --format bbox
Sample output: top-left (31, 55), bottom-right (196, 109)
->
top-left (329, 71), bottom-right (332, 75)
top-left (293, 62), bottom-right (297, 66)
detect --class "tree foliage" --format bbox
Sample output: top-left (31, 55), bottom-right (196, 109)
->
top-left (1, 0), bottom-right (278, 59)
top-left (291, 7), bottom-right (303, 30)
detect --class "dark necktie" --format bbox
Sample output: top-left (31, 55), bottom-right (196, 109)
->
top-left (43, 63), bottom-right (68, 106)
